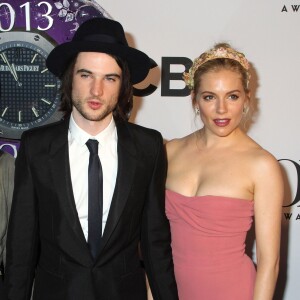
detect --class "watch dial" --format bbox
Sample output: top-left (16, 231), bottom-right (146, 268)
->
top-left (0, 39), bottom-right (61, 135)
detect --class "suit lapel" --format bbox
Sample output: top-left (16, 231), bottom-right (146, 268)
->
top-left (100, 121), bottom-right (137, 251)
top-left (49, 118), bottom-right (92, 263)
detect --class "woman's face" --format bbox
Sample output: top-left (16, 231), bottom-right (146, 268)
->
top-left (194, 69), bottom-right (249, 138)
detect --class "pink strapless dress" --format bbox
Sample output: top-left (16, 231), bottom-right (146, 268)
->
top-left (166, 189), bottom-right (256, 300)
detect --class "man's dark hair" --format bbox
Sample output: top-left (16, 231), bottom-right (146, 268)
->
top-left (59, 54), bottom-right (133, 121)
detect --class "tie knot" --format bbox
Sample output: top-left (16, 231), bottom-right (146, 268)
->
top-left (86, 139), bottom-right (99, 155)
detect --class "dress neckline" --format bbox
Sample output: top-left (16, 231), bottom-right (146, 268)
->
top-left (165, 188), bottom-right (253, 203)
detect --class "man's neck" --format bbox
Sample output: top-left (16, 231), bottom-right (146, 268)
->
top-left (71, 112), bottom-right (113, 136)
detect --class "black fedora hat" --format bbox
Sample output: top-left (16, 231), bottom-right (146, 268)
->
top-left (46, 17), bottom-right (151, 84)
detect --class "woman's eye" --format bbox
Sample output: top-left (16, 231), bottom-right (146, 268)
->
top-left (229, 94), bottom-right (239, 100)
top-left (203, 95), bottom-right (213, 101)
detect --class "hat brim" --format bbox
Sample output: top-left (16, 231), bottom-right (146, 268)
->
top-left (46, 41), bottom-right (151, 84)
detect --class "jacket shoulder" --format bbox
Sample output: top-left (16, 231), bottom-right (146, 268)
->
top-left (125, 122), bottom-right (163, 141)
top-left (21, 118), bottom-right (68, 140)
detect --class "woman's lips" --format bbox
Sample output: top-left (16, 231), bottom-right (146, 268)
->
top-left (214, 118), bottom-right (230, 127)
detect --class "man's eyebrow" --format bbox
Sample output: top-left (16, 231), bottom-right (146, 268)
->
top-left (76, 69), bottom-right (121, 78)
top-left (76, 68), bottom-right (92, 74)
top-left (105, 73), bottom-right (121, 78)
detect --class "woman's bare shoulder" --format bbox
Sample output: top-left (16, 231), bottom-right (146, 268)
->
top-left (247, 145), bottom-right (282, 180)
top-left (240, 136), bottom-right (279, 166)
top-left (165, 133), bottom-right (194, 159)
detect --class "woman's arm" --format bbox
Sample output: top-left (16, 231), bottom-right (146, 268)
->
top-left (253, 152), bottom-right (284, 300)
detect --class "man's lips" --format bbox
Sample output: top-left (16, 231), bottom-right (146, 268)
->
top-left (88, 100), bottom-right (102, 110)
top-left (213, 118), bottom-right (230, 127)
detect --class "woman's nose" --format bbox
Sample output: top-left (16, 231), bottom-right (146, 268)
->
top-left (216, 99), bottom-right (227, 114)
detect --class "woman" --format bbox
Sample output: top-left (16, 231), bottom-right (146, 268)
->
top-left (165, 43), bottom-right (283, 300)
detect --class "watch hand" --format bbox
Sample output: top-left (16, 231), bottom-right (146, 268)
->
top-left (0, 53), bottom-right (17, 80)
top-left (11, 63), bottom-right (19, 81)
top-left (0, 53), bottom-right (21, 84)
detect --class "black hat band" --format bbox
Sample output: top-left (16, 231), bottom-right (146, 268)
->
top-left (80, 34), bottom-right (126, 45)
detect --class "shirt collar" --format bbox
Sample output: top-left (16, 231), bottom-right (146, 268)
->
top-left (69, 114), bottom-right (117, 147)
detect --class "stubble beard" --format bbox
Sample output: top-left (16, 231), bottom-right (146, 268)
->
top-left (72, 97), bottom-right (117, 122)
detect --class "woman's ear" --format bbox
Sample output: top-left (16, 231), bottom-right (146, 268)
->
top-left (246, 91), bottom-right (251, 103)
top-left (242, 92), bottom-right (251, 114)
top-left (191, 92), bottom-right (200, 114)
top-left (191, 90), bottom-right (197, 105)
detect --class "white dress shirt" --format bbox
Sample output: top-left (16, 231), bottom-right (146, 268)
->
top-left (68, 115), bottom-right (118, 240)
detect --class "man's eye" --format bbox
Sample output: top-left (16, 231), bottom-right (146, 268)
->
top-left (80, 74), bottom-right (90, 78)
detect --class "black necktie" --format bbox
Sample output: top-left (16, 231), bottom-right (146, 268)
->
top-left (86, 139), bottom-right (103, 259)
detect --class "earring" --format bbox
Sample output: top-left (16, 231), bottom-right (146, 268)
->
top-left (195, 107), bottom-right (200, 115)
top-left (243, 106), bottom-right (249, 114)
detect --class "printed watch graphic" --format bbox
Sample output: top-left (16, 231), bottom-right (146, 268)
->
top-left (0, 31), bottom-right (61, 139)
top-left (0, 0), bottom-right (109, 139)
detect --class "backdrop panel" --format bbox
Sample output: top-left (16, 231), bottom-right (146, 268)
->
top-left (99, 1), bottom-right (299, 299)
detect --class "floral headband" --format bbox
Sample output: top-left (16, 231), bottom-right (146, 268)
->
top-left (183, 46), bottom-right (250, 90)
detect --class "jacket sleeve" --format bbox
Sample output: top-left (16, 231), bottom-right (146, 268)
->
top-left (140, 133), bottom-right (178, 300)
top-left (5, 133), bottom-right (39, 300)
top-left (0, 152), bottom-right (15, 268)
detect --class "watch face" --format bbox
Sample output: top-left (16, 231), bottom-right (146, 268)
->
top-left (0, 31), bottom-right (62, 139)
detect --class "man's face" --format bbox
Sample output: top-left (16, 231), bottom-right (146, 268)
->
top-left (71, 52), bottom-right (122, 131)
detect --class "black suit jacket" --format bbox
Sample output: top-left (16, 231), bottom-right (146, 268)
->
top-left (5, 118), bottom-right (178, 300)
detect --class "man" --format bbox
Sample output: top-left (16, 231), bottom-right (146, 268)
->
top-left (5, 18), bottom-right (178, 300)
top-left (0, 150), bottom-right (14, 298)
